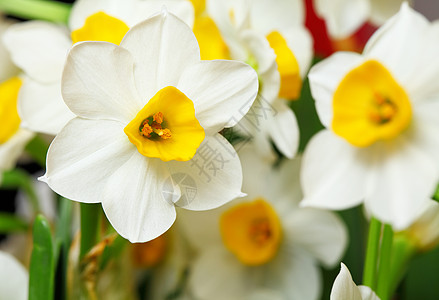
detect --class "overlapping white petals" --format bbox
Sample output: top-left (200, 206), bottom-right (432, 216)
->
top-left (0, 17), bottom-right (19, 81)
top-left (120, 11), bottom-right (200, 101)
top-left (177, 60), bottom-right (258, 134)
top-left (62, 42), bottom-right (141, 122)
top-left (168, 134), bottom-right (244, 211)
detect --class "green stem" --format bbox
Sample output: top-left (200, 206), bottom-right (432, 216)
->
top-left (376, 223), bottom-right (394, 300)
top-left (79, 203), bottom-right (101, 260)
top-left (25, 134), bottom-right (50, 168)
top-left (1, 168), bottom-right (40, 213)
top-left (0, 0), bottom-right (71, 23)
top-left (363, 217), bottom-right (382, 289)
top-left (388, 234), bottom-right (416, 296)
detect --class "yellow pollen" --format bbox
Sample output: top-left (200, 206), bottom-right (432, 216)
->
top-left (140, 122), bottom-right (153, 138)
top-left (332, 60), bottom-right (412, 147)
top-left (220, 199), bottom-right (282, 266)
top-left (153, 112), bottom-right (164, 124)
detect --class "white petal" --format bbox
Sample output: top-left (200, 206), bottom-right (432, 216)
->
top-left (358, 286), bottom-right (380, 300)
top-left (265, 100), bottom-right (299, 159)
top-left (366, 137), bottom-right (438, 230)
top-left (120, 10), bottom-right (200, 101)
top-left (284, 208), bottom-right (348, 267)
top-left (177, 60), bottom-right (258, 134)
top-left (301, 130), bottom-right (368, 210)
top-left (0, 129), bottom-right (33, 171)
top-left (42, 118), bottom-right (134, 203)
top-left (3, 21), bottom-right (70, 83)
top-left (308, 52), bottom-right (364, 128)
top-left (0, 251), bottom-right (28, 300)
top-left (0, 18), bottom-right (19, 81)
top-left (102, 152), bottom-right (176, 243)
top-left (330, 263), bottom-right (363, 300)
top-left (249, 0), bottom-right (305, 33)
top-left (189, 247), bottom-right (250, 300)
top-left (18, 76), bottom-right (74, 135)
top-left (62, 41), bottom-right (142, 122)
top-left (314, 0), bottom-right (370, 39)
top-left (363, 3), bottom-right (435, 98)
top-left (167, 134), bottom-right (243, 211)
top-left (266, 245), bottom-right (322, 300)
top-left (369, 0), bottom-right (407, 25)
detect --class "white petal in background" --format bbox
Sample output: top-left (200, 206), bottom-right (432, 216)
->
top-left (301, 130), bottom-right (368, 210)
top-left (62, 42), bottom-right (142, 123)
top-left (18, 76), bottom-right (75, 135)
top-left (0, 251), bottom-right (28, 300)
top-left (3, 21), bottom-right (71, 83)
top-left (177, 60), bottom-right (258, 134)
top-left (120, 11), bottom-right (200, 101)
top-left (284, 208), bottom-right (347, 268)
top-left (0, 17), bottom-right (19, 81)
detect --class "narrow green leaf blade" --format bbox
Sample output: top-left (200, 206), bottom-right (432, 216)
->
top-left (29, 215), bottom-right (55, 300)
top-left (0, 212), bottom-right (28, 233)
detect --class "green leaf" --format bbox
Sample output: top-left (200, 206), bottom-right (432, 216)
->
top-left (0, 212), bottom-right (28, 233)
top-left (29, 215), bottom-right (55, 300)
top-left (25, 135), bottom-right (50, 168)
top-left (0, 0), bottom-right (71, 23)
top-left (99, 234), bottom-right (128, 270)
top-left (1, 169), bottom-right (40, 213)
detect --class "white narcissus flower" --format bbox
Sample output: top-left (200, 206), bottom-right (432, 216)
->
top-left (40, 11), bottom-right (258, 243)
top-left (330, 263), bottom-right (379, 300)
top-left (3, 0), bottom-right (194, 135)
top-left (314, 0), bottom-right (410, 39)
top-left (0, 17), bottom-right (34, 181)
top-left (181, 146), bottom-right (347, 300)
top-left (0, 251), bottom-right (28, 300)
top-left (198, 0), bottom-right (312, 159)
top-left (301, 4), bottom-right (439, 230)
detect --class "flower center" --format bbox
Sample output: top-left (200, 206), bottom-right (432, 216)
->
top-left (139, 112), bottom-right (172, 140)
top-left (266, 31), bottom-right (302, 100)
top-left (124, 86), bottom-right (205, 162)
top-left (0, 77), bottom-right (22, 144)
top-left (220, 199), bottom-right (282, 266)
top-left (332, 60), bottom-right (412, 147)
top-left (71, 11), bottom-right (130, 45)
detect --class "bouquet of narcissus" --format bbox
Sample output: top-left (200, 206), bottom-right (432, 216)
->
top-left (1, 0), bottom-right (439, 299)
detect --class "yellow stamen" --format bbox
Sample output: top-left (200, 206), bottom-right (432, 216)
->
top-left (266, 31), bottom-right (302, 100)
top-left (124, 86), bottom-right (205, 162)
top-left (220, 199), bottom-right (282, 266)
top-left (71, 11), bottom-right (129, 45)
top-left (332, 60), bottom-right (412, 147)
top-left (0, 77), bottom-right (22, 144)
